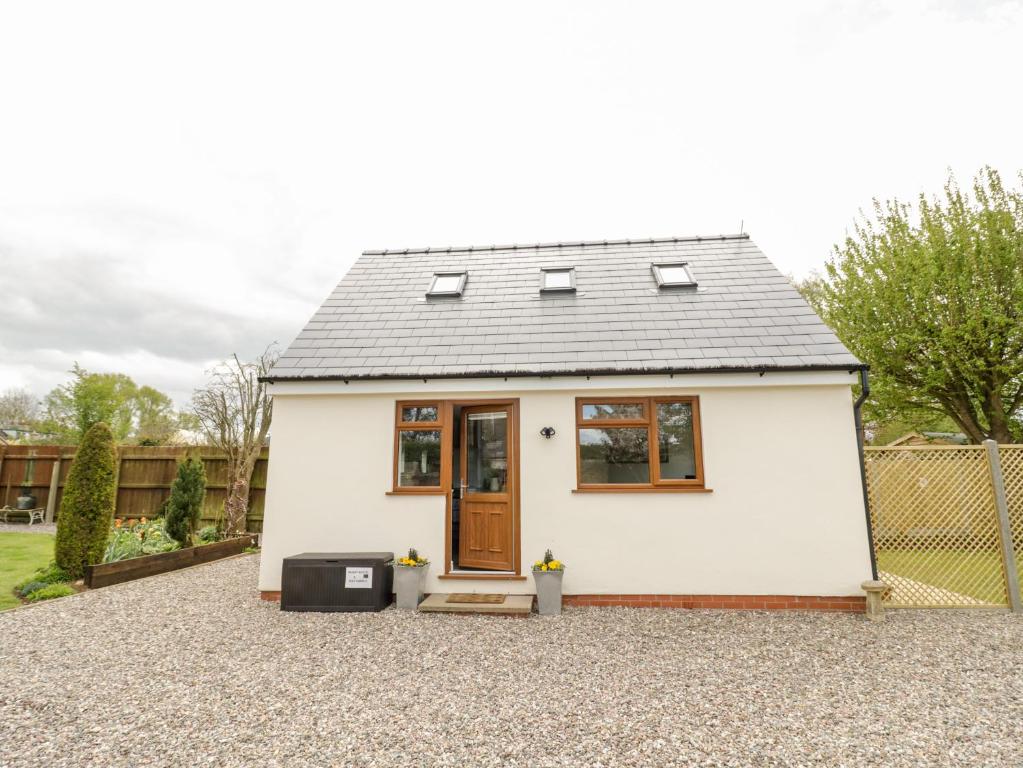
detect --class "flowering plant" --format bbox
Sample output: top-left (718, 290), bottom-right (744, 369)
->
top-left (532, 548), bottom-right (564, 572)
top-left (104, 517), bottom-right (180, 562)
top-left (396, 548), bottom-right (429, 567)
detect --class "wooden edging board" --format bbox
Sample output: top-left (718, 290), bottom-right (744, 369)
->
top-left (85, 535), bottom-right (258, 588)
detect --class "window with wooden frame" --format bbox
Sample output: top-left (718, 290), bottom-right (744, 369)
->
top-left (393, 401), bottom-right (447, 492)
top-left (575, 396), bottom-right (705, 490)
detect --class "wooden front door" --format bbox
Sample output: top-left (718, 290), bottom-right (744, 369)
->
top-left (458, 405), bottom-right (515, 571)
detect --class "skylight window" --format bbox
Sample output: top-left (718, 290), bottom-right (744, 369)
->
top-left (651, 262), bottom-right (696, 288)
top-left (427, 271), bottom-right (467, 297)
top-left (540, 267), bottom-right (576, 293)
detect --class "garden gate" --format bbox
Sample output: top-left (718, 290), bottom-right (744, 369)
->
top-left (864, 442), bottom-right (1023, 609)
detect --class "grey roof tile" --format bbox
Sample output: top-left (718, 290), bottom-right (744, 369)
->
top-left (268, 235), bottom-right (861, 380)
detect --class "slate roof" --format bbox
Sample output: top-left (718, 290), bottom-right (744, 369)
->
top-left (267, 234), bottom-right (862, 382)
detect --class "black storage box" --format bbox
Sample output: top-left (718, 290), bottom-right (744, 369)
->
top-left (281, 552), bottom-right (394, 612)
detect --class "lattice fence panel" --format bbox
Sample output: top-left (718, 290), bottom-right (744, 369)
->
top-left (999, 446), bottom-right (1023, 584)
top-left (864, 446), bottom-right (1009, 608)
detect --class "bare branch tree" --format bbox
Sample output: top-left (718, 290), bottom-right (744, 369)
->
top-left (191, 345), bottom-right (278, 534)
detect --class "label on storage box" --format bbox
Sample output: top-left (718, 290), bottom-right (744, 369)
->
top-left (345, 567), bottom-right (373, 589)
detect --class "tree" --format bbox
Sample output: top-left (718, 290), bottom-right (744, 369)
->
top-left (191, 347), bottom-right (277, 534)
top-left (0, 388), bottom-right (39, 428)
top-left (54, 422), bottom-right (118, 577)
top-left (39, 365), bottom-right (186, 445)
top-left (809, 167), bottom-right (1023, 443)
top-left (41, 364), bottom-right (138, 443)
top-left (134, 386), bottom-right (179, 445)
top-left (164, 455), bottom-right (207, 545)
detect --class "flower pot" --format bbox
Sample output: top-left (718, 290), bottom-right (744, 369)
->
top-left (16, 491), bottom-right (37, 510)
top-left (533, 569), bottom-right (564, 615)
top-left (394, 563), bottom-right (428, 610)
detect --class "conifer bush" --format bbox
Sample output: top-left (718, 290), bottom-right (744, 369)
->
top-left (55, 422), bottom-right (118, 578)
top-left (163, 455), bottom-right (207, 545)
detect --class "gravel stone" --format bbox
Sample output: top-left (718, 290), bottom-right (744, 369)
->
top-left (0, 522), bottom-right (55, 535)
top-left (1, 555), bottom-right (1021, 767)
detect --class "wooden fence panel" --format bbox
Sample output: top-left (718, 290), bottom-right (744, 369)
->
top-left (0, 445), bottom-right (268, 533)
top-left (0, 446), bottom-right (62, 512)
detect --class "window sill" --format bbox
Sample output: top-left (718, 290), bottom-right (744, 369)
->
top-left (572, 487), bottom-right (713, 494)
top-left (385, 490), bottom-right (447, 496)
top-left (438, 573), bottom-right (527, 581)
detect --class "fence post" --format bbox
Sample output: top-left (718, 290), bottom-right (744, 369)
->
top-left (45, 457), bottom-right (61, 523)
top-left (984, 440), bottom-right (1022, 613)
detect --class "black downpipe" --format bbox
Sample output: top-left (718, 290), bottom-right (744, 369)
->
top-left (853, 368), bottom-right (879, 580)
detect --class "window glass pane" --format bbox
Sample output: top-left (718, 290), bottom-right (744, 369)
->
top-left (657, 402), bottom-right (697, 479)
top-left (401, 405), bottom-right (438, 423)
top-left (466, 412), bottom-right (507, 492)
top-left (579, 427), bottom-right (650, 484)
top-left (658, 265), bottom-right (692, 284)
top-left (397, 430), bottom-right (441, 486)
top-left (431, 274), bottom-right (462, 293)
top-left (581, 403), bottom-right (645, 420)
top-left (543, 270), bottom-right (572, 289)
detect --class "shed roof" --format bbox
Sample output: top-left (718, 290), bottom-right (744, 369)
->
top-left (267, 234), bottom-right (861, 382)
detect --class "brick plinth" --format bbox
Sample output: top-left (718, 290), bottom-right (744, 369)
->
top-left (562, 594), bottom-right (866, 611)
top-left (259, 590), bottom-right (865, 612)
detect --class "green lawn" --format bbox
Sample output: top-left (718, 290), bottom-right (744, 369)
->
top-left (0, 532), bottom-right (56, 610)
top-left (877, 548), bottom-right (1017, 605)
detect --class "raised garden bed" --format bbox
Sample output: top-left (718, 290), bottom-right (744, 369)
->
top-left (85, 534), bottom-right (258, 588)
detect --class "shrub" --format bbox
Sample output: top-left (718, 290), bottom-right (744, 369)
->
top-left (102, 518), bottom-right (180, 563)
top-left (24, 584), bottom-right (76, 602)
top-left (36, 562), bottom-right (71, 584)
top-left (164, 456), bottom-right (207, 545)
top-left (196, 525), bottom-right (220, 544)
top-left (19, 580), bottom-right (50, 598)
top-left (14, 563), bottom-right (71, 592)
top-left (55, 422), bottom-right (118, 578)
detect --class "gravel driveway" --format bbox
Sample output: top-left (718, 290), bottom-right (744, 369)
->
top-left (2, 556), bottom-right (1021, 768)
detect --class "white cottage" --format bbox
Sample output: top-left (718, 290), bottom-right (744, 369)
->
top-left (259, 235), bottom-right (873, 610)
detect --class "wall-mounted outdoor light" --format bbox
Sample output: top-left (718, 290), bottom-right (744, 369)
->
top-left (540, 427), bottom-right (556, 439)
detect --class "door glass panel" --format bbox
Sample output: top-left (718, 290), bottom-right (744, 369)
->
top-left (579, 427), bottom-right (650, 484)
top-left (466, 412), bottom-right (508, 492)
top-left (397, 430), bottom-right (441, 487)
top-left (657, 401), bottom-right (697, 480)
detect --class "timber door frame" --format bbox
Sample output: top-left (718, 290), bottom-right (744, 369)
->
top-left (441, 398), bottom-right (521, 579)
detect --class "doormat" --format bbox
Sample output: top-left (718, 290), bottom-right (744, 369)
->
top-left (445, 593), bottom-right (506, 604)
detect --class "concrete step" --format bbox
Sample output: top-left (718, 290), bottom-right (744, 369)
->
top-left (418, 593), bottom-right (533, 616)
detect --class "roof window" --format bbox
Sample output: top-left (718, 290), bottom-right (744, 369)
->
top-left (427, 271), bottom-right (467, 297)
top-left (540, 267), bottom-right (576, 293)
top-left (651, 262), bottom-right (696, 288)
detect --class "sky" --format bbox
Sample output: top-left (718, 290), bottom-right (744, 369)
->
top-left (1, 0), bottom-right (1021, 407)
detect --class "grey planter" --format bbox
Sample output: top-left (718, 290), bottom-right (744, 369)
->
top-left (533, 569), bottom-right (564, 615)
top-left (394, 564), bottom-right (428, 610)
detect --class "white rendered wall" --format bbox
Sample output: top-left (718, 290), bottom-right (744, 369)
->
top-left (258, 377), bottom-right (872, 596)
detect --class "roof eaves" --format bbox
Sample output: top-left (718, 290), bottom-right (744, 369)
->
top-left (262, 361), bottom-right (867, 384)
